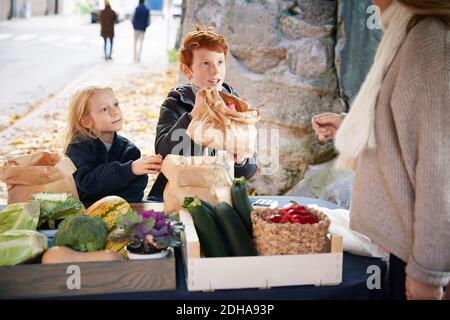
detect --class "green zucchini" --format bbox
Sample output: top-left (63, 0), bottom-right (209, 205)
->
top-left (214, 202), bottom-right (257, 256)
top-left (186, 197), bottom-right (230, 257)
top-left (201, 199), bottom-right (232, 255)
top-left (231, 177), bottom-right (253, 235)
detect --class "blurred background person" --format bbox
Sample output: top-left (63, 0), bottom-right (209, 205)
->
top-left (132, 0), bottom-right (151, 63)
top-left (99, 0), bottom-right (118, 60)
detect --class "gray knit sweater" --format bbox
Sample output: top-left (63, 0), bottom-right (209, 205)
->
top-left (350, 18), bottom-right (450, 287)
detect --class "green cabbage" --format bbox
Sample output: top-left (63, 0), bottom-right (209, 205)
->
top-left (0, 230), bottom-right (48, 266)
top-left (0, 201), bottom-right (40, 233)
top-left (31, 192), bottom-right (85, 228)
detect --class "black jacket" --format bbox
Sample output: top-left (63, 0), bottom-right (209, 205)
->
top-left (148, 83), bottom-right (257, 201)
top-left (66, 133), bottom-right (148, 208)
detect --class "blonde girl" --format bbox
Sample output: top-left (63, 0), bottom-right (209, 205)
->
top-left (64, 86), bottom-right (162, 207)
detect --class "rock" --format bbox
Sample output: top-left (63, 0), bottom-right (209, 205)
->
top-left (287, 37), bottom-right (335, 78)
top-left (295, 0), bottom-right (337, 26)
top-left (249, 129), bottom-right (313, 195)
top-left (310, 140), bottom-right (337, 164)
top-left (280, 15), bottom-right (335, 39)
top-left (286, 159), bottom-right (355, 209)
top-left (231, 46), bottom-right (287, 74)
top-left (226, 56), bottom-right (345, 128)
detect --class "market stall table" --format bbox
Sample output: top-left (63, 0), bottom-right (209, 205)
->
top-left (0, 196), bottom-right (388, 299)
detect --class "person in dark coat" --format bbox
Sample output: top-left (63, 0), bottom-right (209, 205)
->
top-left (148, 25), bottom-right (257, 202)
top-left (63, 86), bottom-right (162, 208)
top-left (99, 0), bottom-right (117, 60)
top-left (132, 0), bottom-right (151, 63)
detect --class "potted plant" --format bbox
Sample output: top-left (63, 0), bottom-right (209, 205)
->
top-left (109, 210), bottom-right (184, 260)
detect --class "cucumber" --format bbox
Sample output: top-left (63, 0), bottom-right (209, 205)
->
top-left (214, 202), bottom-right (257, 256)
top-left (231, 177), bottom-right (253, 236)
top-left (182, 197), bottom-right (195, 209)
top-left (186, 197), bottom-right (230, 257)
top-left (201, 199), bottom-right (232, 255)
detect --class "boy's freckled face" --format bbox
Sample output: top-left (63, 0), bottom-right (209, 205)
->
top-left (186, 48), bottom-right (226, 89)
top-left (85, 90), bottom-right (123, 133)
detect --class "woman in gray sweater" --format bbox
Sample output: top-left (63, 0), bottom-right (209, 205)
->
top-left (312, 0), bottom-right (449, 300)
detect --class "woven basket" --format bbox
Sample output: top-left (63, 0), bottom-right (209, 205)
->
top-left (251, 207), bottom-right (331, 256)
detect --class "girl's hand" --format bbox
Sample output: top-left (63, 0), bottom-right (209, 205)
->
top-left (405, 275), bottom-right (444, 300)
top-left (311, 112), bottom-right (345, 141)
top-left (132, 154), bottom-right (163, 175)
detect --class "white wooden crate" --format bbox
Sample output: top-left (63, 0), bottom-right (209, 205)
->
top-left (179, 210), bottom-right (343, 292)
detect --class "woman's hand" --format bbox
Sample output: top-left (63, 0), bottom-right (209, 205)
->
top-left (311, 112), bottom-right (345, 141)
top-left (405, 275), bottom-right (444, 300)
top-left (132, 154), bottom-right (163, 175)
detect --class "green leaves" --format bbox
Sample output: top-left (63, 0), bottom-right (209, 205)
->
top-left (0, 201), bottom-right (40, 233)
top-left (32, 192), bottom-right (85, 228)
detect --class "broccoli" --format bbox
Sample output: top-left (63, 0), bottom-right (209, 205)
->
top-left (54, 215), bottom-right (108, 252)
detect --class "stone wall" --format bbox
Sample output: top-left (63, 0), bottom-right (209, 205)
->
top-left (180, 0), bottom-right (380, 197)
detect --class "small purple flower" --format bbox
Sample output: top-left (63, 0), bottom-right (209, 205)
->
top-left (114, 210), bottom-right (183, 249)
top-left (150, 225), bottom-right (169, 237)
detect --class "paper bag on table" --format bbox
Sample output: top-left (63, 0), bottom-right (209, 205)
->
top-left (186, 88), bottom-right (260, 158)
top-left (0, 151), bottom-right (79, 204)
top-left (161, 153), bottom-right (234, 214)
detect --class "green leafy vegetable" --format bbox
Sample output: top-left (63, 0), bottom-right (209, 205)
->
top-left (31, 192), bottom-right (85, 228)
top-left (0, 230), bottom-right (48, 266)
top-left (0, 201), bottom-right (40, 233)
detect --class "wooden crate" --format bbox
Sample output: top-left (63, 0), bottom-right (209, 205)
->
top-left (0, 202), bottom-right (176, 299)
top-left (0, 254), bottom-right (175, 299)
top-left (180, 210), bottom-right (343, 292)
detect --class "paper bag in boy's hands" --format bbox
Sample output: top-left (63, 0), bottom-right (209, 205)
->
top-left (187, 88), bottom-right (260, 159)
top-left (161, 153), bottom-right (234, 214)
top-left (0, 151), bottom-right (79, 204)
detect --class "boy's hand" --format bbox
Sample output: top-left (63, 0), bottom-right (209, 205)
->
top-left (191, 89), bottom-right (207, 119)
top-left (132, 154), bottom-right (163, 175)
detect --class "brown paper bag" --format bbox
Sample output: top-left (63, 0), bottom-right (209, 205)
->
top-left (161, 153), bottom-right (234, 214)
top-left (0, 151), bottom-right (79, 204)
top-left (187, 88), bottom-right (260, 158)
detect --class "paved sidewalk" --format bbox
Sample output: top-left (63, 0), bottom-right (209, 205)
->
top-left (0, 14), bottom-right (180, 204)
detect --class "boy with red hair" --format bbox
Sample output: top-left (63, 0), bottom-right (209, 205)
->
top-left (148, 25), bottom-right (257, 201)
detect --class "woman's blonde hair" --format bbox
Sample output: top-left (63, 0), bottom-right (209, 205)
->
top-left (397, 0), bottom-right (450, 27)
top-left (63, 86), bottom-right (112, 154)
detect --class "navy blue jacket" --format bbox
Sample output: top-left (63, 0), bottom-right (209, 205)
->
top-left (66, 134), bottom-right (148, 208)
top-left (132, 4), bottom-right (150, 32)
top-left (148, 83), bottom-right (257, 201)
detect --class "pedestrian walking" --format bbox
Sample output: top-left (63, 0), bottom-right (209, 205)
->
top-left (99, 0), bottom-right (118, 60)
top-left (132, 0), bottom-right (151, 63)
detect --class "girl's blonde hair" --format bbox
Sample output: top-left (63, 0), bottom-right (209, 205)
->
top-left (397, 0), bottom-right (450, 27)
top-left (63, 86), bottom-right (113, 154)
